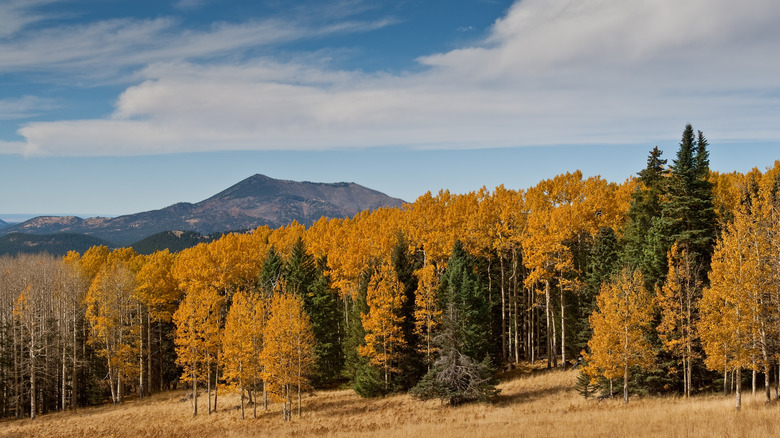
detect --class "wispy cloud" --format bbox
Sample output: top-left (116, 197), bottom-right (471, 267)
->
top-left (0, 96), bottom-right (58, 120)
top-left (0, 9), bottom-right (393, 82)
top-left (173, 0), bottom-right (209, 11)
top-left (9, 0), bottom-right (780, 156)
top-left (0, 0), bottom-right (61, 38)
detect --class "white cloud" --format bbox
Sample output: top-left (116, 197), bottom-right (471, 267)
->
top-left (11, 0), bottom-right (780, 156)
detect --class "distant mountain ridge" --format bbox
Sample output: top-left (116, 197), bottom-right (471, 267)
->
top-left (1, 174), bottom-right (405, 246)
top-left (0, 232), bottom-right (115, 257)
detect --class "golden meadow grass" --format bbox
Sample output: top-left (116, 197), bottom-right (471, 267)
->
top-left (2, 365), bottom-right (779, 438)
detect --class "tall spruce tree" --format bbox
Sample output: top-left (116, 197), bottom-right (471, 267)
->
top-left (390, 233), bottom-right (425, 390)
top-left (621, 146), bottom-right (668, 287)
top-left (658, 124), bottom-right (716, 274)
top-left (643, 124), bottom-right (717, 394)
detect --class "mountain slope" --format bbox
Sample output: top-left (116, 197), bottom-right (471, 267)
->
top-left (0, 232), bottom-right (116, 257)
top-left (130, 230), bottom-right (218, 255)
top-left (2, 174), bottom-right (405, 245)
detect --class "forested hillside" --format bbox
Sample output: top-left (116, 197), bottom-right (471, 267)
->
top-left (1, 125), bottom-right (779, 422)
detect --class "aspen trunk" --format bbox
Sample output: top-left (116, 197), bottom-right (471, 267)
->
top-left (512, 251), bottom-right (520, 363)
top-left (544, 281), bottom-right (553, 368)
top-left (735, 368), bottom-right (742, 410)
top-left (207, 366), bottom-right (212, 414)
top-left (752, 368), bottom-right (756, 396)
top-left (30, 338), bottom-right (36, 419)
top-left (560, 280), bottom-right (566, 369)
top-left (213, 354), bottom-right (219, 413)
top-left (624, 362), bottom-right (629, 404)
top-left (147, 311), bottom-right (152, 396)
top-left (239, 379), bottom-right (245, 420)
top-left (192, 370), bottom-right (198, 417)
top-left (139, 306), bottom-right (144, 399)
top-left (107, 357), bottom-right (117, 405)
top-left (500, 255), bottom-right (507, 360)
top-left (14, 321), bottom-right (21, 419)
top-left (72, 304), bottom-right (79, 410)
top-left (62, 343), bottom-right (67, 410)
top-left (159, 323), bottom-right (164, 393)
top-left (765, 370), bottom-right (771, 402)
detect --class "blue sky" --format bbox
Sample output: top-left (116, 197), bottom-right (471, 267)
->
top-left (1, 0), bottom-right (779, 221)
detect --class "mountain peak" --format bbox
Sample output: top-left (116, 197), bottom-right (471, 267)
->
top-left (2, 175), bottom-right (405, 246)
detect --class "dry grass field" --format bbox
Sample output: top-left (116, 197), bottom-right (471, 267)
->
top-left (2, 364), bottom-right (779, 438)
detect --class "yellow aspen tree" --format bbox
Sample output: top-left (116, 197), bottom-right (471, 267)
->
top-left (260, 292), bottom-right (314, 422)
top-left (657, 242), bottom-right (699, 397)
top-left (173, 285), bottom-right (222, 417)
top-left (78, 245), bottom-right (111, 281)
top-left (221, 290), bottom-right (264, 419)
top-left (358, 264), bottom-right (406, 389)
top-left (135, 249), bottom-right (181, 396)
top-left (414, 263), bottom-right (441, 369)
top-left (268, 221), bottom-right (306, 257)
top-left (524, 175), bottom-right (574, 368)
top-left (584, 268), bottom-right (655, 404)
top-left (753, 163), bottom-right (780, 400)
top-left (85, 258), bottom-right (140, 405)
top-left (700, 202), bottom-right (767, 409)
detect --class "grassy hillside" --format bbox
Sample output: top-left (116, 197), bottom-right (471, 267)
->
top-left (2, 365), bottom-right (777, 438)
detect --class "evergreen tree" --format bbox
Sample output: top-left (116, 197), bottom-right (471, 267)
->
top-left (573, 227), bottom-right (620, 353)
top-left (411, 241), bottom-right (498, 405)
top-left (258, 247), bottom-right (284, 295)
top-left (283, 238), bottom-right (343, 385)
top-left (344, 267), bottom-right (385, 397)
top-left (437, 241), bottom-right (493, 362)
top-left (657, 124), bottom-right (717, 276)
top-left (621, 146), bottom-right (668, 287)
top-left (390, 233), bottom-right (425, 390)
